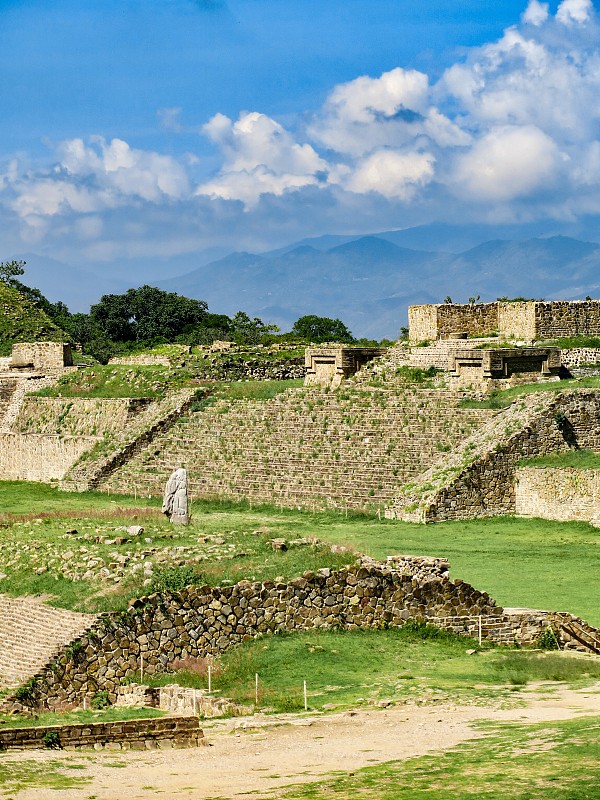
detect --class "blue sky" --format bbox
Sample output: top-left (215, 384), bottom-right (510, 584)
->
top-left (1, 0), bottom-right (599, 272)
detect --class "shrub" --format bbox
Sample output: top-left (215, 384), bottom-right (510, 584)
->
top-left (150, 565), bottom-right (205, 593)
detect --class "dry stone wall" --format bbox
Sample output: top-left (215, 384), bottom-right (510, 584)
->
top-left (409, 304), bottom-right (499, 343)
top-left (12, 558), bottom-right (600, 711)
top-left (516, 467), bottom-right (600, 524)
top-left (15, 560), bottom-right (500, 710)
top-left (97, 387), bottom-right (494, 511)
top-left (386, 390), bottom-right (600, 522)
top-left (11, 342), bottom-right (72, 372)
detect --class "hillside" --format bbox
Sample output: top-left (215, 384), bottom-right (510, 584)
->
top-left (0, 281), bottom-right (66, 356)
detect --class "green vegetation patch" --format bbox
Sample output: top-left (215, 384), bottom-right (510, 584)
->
top-left (0, 706), bottom-right (164, 730)
top-left (32, 363), bottom-right (196, 399)
top-left (0, 758), bottom-right (90, 793)
top-left (460, 376), bottom-right (600, 409)
top-left (519, 448), bottom-right (600, 469)
top-left (140, 626), bottom-right (600, 714)
top-left (1, 484), bottom-right (599, 624)
top-left (278, 715), bottom-right (600, 800)
top-left (0, 281), bottom-right (66, 356)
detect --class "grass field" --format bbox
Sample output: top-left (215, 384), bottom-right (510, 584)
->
top-left (141, 625), bottom-right (600, 713)
top-left (0, 482), bottom-right (598, 624)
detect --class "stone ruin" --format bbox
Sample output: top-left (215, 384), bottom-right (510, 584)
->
top-left (304, 345), bottom-right (388, 387)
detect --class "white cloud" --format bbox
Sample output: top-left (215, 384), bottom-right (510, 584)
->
top-left (452, 125), bottom-right (561, 202)
top-left (196, 111), bottom-right (328, 206)
top-left (522, 0), bottom-right (549, 25)
top-left (309, 67), bottom-right (468, 157)
top-left (557, 0), bottom-right (593, 25)
top-left (346, 149), bottom-right (435, 200)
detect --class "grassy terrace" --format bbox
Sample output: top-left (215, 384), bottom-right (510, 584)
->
top-left (0, 482), bottom-right (598, 624)
top-left (460, 375), bottom-right (600, 408)
top-left (519, 448), bottom-right (600, 469)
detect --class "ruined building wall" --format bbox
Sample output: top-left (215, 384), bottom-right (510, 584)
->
top-left (515, 467), bottom-right (600, 524)
top-left (0, 433), bottom-right (99, 482)
top-left (496, 302), bottom-right (537, 341)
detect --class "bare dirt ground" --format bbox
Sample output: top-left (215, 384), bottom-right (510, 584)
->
top-left (6, 682), bottom-right (600, 800)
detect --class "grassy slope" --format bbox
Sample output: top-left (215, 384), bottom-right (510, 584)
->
top-left (0, 281), bottom-right (65, 356)
top-left (0, 483), bottom-right (598, 624)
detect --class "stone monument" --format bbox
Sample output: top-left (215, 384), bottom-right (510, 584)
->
top-left (162, 467), bottom-right (189, 525)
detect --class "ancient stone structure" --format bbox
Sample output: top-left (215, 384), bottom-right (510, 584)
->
top-left (91, 387), bottom-right (493, 511)
top-left (0, 717), bottom-right (204, 751)
top-left (8, 558), bottom-right (600, 711)
top-left (409, 300), bottom-right (600, 344)
top-left (515, 467), bottom-right (600, 524)
top-left (10, 342), bottom-right (73, 372)
top-left (304, 346), bottom-right (388, 387)
top-left (448, 347), bottom-right (561, 388)
top-left (0, 433), bottom-right (98, 482)
top-left (116, 684), bottom-right (251, 717)
top-left (386, 390), bottom-right (600, 522)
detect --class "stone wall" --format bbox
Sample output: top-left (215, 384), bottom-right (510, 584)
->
top-left (496, 302), bottom-right (537, 341)
top-left (0, 433), bottom-right (99, 482)
top-left (409, 304), bottom-right (499, 343)
top-left (409, 301), bottom-right (600, 344)
top-left (13, 560), bottom-right (500, 709)
top-left (516, 467), bottom-right (600, 524)
top-left (0, 716), bottom-right (204, 751)
top-left (95, 387), bottom-right (494, 511)
top-left (11, 558), bottom-right (600, 711)
top-left (15, 397), bottom-right (151, 437)
top-left (116, 684), bottom-right (251, 717)
top-left (560, 348), bottom-right (600, 368)
top-left (534, 300), bottom-right (600, 339)
top-left (386, 390), bottom-right (600, 522)
top-left (11, 342), bottom-right (72, 372)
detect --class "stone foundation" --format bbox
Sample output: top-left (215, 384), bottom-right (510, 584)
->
top-left (0, 716), bottom-right (204, 751)
top-left (304, 346), bottom-right (388, 387)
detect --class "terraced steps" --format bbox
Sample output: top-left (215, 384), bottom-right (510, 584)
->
top-left (0, 596), bottom-right (98, 688)
top-left (100, 386), bottom-right (496, 511)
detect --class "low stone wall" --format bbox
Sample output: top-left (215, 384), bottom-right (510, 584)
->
top-left (516, 467), bottom-right (600, 524)
top-left (0, 433), bottom-right (99, 481)
top-left (0, 716), bottom-right (204, 751)
top-left (116, 684), bottom-right (250, 717)
top-left (11, 342), bottom-right (72, 372)
top-left (17, 561), bottom-right (500, 710)
top-left (560, 348), bottom-right (600, 368)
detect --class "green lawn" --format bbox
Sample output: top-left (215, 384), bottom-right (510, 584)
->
top-left (0, 483), bottom-right (598, 624)
top-left (142, 625), bottom-right (600, 713)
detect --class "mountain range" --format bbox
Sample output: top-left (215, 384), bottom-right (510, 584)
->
top-left (11, 224), bottom-right (600, 340)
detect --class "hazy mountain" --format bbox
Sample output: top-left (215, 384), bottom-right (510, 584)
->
top-left (10, 228), bottom-right (600, 340)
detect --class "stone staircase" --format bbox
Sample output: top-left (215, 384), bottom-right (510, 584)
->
top-left (99, 386), bottom-right (496, 511)
top-left (0, 596), bottom-right (98, 688)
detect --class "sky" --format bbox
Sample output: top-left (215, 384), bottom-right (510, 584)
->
top-left (1, 0), bottom-right (600, 272)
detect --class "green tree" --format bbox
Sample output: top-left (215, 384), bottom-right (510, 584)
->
top-left (291, 315), bottom-right (354, 343)
top-left (90, 286), bottom-right (209, 345)
top-left (231, 311), bottom-right (279, 344)
top-left (0, 259), bottom-right (25, 284)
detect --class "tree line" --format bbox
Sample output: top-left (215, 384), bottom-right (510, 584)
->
top-left (1, 260), bottom-right (359, 362)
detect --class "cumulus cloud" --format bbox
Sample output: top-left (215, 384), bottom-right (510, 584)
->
top-left (556, 0), bottom-right (593, 25)
top-left (453, 125), bottom-right (562, 201)
top-left (346, 149), bottom-right (435, 200)
top-left (522, 0), bottom-right (549, 25)
top-left (196, 112), bottom-right (329, 206)
top-left (7, 137), bottom-right (190, 225)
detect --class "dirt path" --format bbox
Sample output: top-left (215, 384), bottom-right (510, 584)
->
top-left (7, 683), bottom-right (600, 800)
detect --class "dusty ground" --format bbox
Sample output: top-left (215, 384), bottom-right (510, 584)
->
top-left (5, 683), bottom-right (600, 800)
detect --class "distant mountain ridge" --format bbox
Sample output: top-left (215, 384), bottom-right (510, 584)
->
top-left (9, 225), bottom-right (600, 340)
